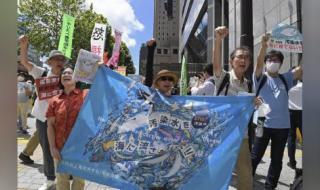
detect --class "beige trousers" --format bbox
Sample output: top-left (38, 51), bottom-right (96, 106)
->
top-left (235, 139), bottom-right (253, 190)
top-left (54, 159), bottom-right (85, 190)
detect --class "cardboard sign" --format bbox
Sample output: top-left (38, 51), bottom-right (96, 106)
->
top-left (35, 76), bottom-right (62, 100)
top-left (269, 24), bottom-right (303, 53)
top-left (91, 23), bottom-right (107, 60)
top-left (73, 49), bottom-right (101, 84)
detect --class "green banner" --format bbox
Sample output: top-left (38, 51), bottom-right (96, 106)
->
top-left (180, 55), bottom-right (188, 95)
top-left (58, 14), bottom-right (75, 58)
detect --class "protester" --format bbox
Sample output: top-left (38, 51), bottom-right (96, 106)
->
top-left (18, 35), bottom-right (67, 190)
top-left (251, 34), bottom-right (303, 190)
top-left (26, 80), bottom-right (35, 116)
top-left (287, 79), bottom-right (303, 170)
top-left (212, 26), bottom-right (262, 190)
top-left (152, 69), bottom-right (178, 96)
top-left (17, 73), bottom-right (32, 134)
top-left (190, 64), bottom-right (215, 96)
top-left (47, 66), bottom-right (86, 190)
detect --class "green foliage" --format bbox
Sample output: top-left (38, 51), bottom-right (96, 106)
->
top-left (18, 0), bottom-right (136, 73)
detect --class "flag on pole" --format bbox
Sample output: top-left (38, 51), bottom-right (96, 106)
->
top-left (107, 29), bottom-right (122, 68)
top-left (180, 55), bottom-right (188, 95)
top-left (91, 23), bottom-right (107, 60)
top-left (58, 14), bottom-right (75, 58)
top-left (58, 66), bottom-right (255, 190)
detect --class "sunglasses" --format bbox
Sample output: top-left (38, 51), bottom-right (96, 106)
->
top-left (159, 76), bottom-right (174, 82)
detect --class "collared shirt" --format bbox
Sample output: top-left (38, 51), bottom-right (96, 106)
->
top-left (191, 77), bottom-right (215, 96)
top-left (213, 69), bottom-right (250, 138)
top-left (29, 65), bottom-right (55, 122)
top-left (46, 88), bottom-right (88, 150)
top-left (213, 69), bottom-right (249, 96)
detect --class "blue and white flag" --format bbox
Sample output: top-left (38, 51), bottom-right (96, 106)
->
top-left (58, 66), bottom-right (255, 190)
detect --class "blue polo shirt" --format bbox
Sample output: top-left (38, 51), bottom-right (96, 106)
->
top-left (253, 71), bottom-right (294, 129)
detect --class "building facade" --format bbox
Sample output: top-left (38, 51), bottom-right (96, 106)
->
top-left (179, 0), bottom-right (302, 78)
top-left (153, 0), bottom-right (180, 77)
top-left (139, 43), bottom-right (148, 77)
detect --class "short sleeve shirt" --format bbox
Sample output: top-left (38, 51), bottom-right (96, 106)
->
top-left (213, 69), bottom-right (249, 96)
top-left (253, 71), bottom-right (294, 129)
top-left (29, 65), bottom-right (55, 122)
top-left (46, 89), bottom-right (88, 150)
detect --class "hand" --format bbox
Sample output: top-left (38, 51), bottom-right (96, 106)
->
top-left (254, 96), bottom-right (263, 107)
top-left (214, 26), bottom-right (229, 40)
top-left (261, 33), bottom-right (271, 49)
top-left (18, 35), bottom-right (29, 49)
top-left (147, 38), bottom-right (156, 47)
top-left (50, 146), bottom-right (61, 161)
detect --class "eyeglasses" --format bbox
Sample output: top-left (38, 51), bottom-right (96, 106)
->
top-left (62, 71), bottom-right (73, 75)
top-left (159, 76), bottom-right (174, 82)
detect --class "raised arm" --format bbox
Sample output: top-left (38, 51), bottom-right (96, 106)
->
top-left (292, 65), bottom-right (303, 81)
top-left (255, 34), bottom-right (270, 78)
top-left (212, 26), bottom-right (229, 78)
top-left (18, 35), bottom-right (34, 72)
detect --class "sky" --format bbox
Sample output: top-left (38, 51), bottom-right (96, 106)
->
top-left (86, 0), bottom-right (154, 74)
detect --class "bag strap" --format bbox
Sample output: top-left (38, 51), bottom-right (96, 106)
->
top-left (217, 72), bottom-right (230, 96)
top-left (256, 74), bottom-right (289, 97)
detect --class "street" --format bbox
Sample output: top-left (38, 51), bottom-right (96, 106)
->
top-left (17, 118), bottom-right (302, 190)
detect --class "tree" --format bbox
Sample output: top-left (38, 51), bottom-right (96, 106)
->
top-left (18, 0), bottom-right (86, 55)
top-left (18, 0), bottom-right (136, 73)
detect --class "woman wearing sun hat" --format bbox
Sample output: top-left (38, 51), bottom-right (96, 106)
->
top-left (152, 70), bottom-right (178, 96)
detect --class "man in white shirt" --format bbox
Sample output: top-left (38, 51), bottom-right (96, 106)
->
top-left (191, 64), bottom-right (215, 96)
top-left (287, 80), bottom-right (303, 170)
top-left (18, 35), bottom-right (66, 190)
top-left (17, 73), bottom-right (32, 134)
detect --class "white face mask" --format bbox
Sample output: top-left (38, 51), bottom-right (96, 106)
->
top-left (265, 61), bottom-right (280, 73)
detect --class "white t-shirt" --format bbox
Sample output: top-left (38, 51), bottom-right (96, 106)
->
top-left (191, 77), bottom-right (215, 96)
top-left (288, 81), bottom-right (302, 110)
top-left (29, 65), bottom-right (55, 122)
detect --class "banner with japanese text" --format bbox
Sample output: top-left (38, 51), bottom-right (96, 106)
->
top-left (73, 49), bottom-right (100, 84)
top-left (107, 29), bottom-right (122, 68)
top-left (58, 14), bottom-right (75, 58)
top-left (91, 23), bottom-right (107, 60)
top-left (34, 76), bottom-right (62, 100)
top-left (269, 24), bottom-right (303, 53)
top-left (58, 66), bottom-right (255, 190)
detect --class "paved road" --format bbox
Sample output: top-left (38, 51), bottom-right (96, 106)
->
top-left (17, 118), bottom-right (302, 190)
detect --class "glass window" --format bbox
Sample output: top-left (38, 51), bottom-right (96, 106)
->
top-left (173, 49), bottom-right (178, 54)
top-left (157, 48), bottom-right (162, 54)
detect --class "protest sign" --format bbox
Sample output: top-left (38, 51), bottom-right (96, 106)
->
top-left (73, 49), bottom-right (101, 84)
top-left (58, 67), bottom-right (255, 190)
top-left (34, 76), bottom-right (62, 100)
top-left (91, 23), bottom-right (107, 60)
top-left (58, 14), bottom-right (75, 58)
top-left (269, 24), bottom-right (303, 53)
top-left (107, 29), bottom-right (122, 68)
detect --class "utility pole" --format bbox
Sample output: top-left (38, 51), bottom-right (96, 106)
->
top-left (240, 0), bottom-right (253, 80)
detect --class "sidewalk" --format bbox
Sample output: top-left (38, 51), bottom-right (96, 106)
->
top-left (17, 118), bottom-right (302, 190)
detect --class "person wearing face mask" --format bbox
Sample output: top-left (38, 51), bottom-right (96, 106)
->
top-left (18, 35), bottom-right (68, 190)
top-left (251, 34), bottom-right (302, 190)
top-left (152, 70), bottom-right (178, 96)
top-left (47, 66), bottom-right (86, 190)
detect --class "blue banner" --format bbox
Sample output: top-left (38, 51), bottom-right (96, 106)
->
top-left (58, 66), bottom-right (255, 190)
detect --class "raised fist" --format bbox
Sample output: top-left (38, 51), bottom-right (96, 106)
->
top-left (214, 26), bottom-right (229, 40)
